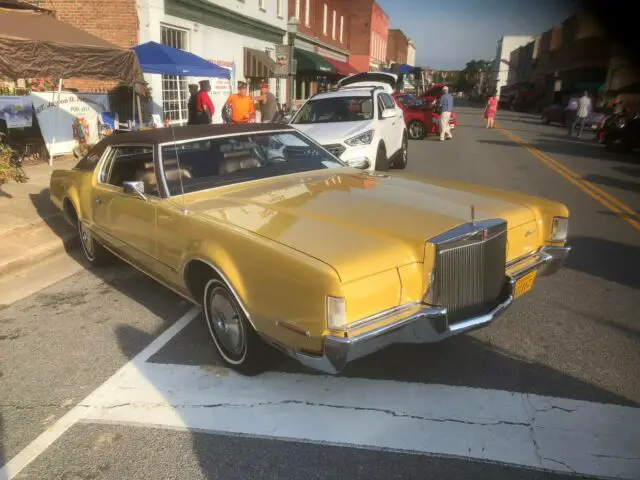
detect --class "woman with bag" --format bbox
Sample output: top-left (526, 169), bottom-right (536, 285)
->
top-left (485, 93), bottom-right (498, 128)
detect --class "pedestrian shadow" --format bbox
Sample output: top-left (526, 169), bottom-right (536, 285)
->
top-left (582, 173), bottom-right (640, 193)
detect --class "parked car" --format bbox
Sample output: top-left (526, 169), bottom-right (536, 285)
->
top-left (393, 92), bottom-right (458, 140)
top-left (600, 112), bottom-right (640, 153)
top-left (50, 123), bottom-right (570, 375)
top-left (289, 72), bottom-right (407, 171)
top-left (541, 100), bottom-right (610, 132)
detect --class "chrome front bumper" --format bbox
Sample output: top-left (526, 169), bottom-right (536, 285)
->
top-left (286, 245), bottom-right (570, 375)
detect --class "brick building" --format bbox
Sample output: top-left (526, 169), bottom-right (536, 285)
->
top-left (386, 29), bottom-right (408, 66)
top-left (343, 0), bottom-right (389, 72)
top-left (23, 0), bottom-right (139, 92)
top-left (289, 0), bottom-right (355, 99)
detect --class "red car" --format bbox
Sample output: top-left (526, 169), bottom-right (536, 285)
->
top-left (393, 92), bottom-right (457, 140)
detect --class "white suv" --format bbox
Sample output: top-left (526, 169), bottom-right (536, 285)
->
top-left (289, 72), bottom-right (408, 171)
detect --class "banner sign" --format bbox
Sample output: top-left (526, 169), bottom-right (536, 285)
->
top-left (0, 96), bottom-right (33, 129)
top-left (30, 92), bottom-right (109, 156)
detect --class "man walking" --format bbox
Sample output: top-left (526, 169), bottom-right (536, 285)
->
top-left (569, 90), bottom-right (592, 137)
top-left (439, 86), bottom-right (454, 141)
top-left (253, 82), bottom-right (278, 123)
top-left (187, 84), bottom-right (199, 125)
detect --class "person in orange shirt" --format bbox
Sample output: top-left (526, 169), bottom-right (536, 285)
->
top-left (224, 82), bottom-right (256, 124)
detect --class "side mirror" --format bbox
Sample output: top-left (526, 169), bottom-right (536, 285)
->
top-left (123, 181), bottom-right (147, 200)
top-left (382, 109), bottom-right (396, 119)
top-left (345, 158), bottom-right (370, 169)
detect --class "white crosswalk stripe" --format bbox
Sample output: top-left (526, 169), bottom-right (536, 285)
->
top-left (3, 307), bottom-right (640, 480)
top-left (82, 363), bottom-right (640, 479)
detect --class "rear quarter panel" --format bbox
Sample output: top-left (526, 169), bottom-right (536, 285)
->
top-left (50, 168), bottom-right (94, 223)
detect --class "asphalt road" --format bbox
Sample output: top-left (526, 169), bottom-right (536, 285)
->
top-left (1, 107), bottom-right (639, 480)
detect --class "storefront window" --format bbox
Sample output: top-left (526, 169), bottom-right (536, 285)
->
top-left (160, 26), bottom-right (189, 125)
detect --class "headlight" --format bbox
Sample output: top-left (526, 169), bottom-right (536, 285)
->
top-left (345, 130), bottom-right (374, 147)
top-left (327, 296), bottom-right (347, 330)
top-left (551, 217), bottom-right (568, 242)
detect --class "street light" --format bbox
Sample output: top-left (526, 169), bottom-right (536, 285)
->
top-left (287, 17), bottom-right (299, 115)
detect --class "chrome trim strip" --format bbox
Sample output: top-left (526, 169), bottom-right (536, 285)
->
top-left (344, 301), bottom-right (422, 332)
top-left (270, 244), bottom-right (571, 375)
top-left (275, 320), bottom-right (311, 337)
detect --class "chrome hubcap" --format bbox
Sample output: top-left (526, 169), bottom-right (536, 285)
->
top-left (208, 287), bottom-right (245, 356)
top-left (79, 222), bottom-right (94, 257)
top-left (410, 124), bottom-right (422, 138)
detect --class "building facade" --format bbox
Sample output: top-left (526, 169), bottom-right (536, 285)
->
top-left (407, 39), bottom-right (416, 66)
top-left (490, 35), bottom-right (534, 98)
top-left (386, 29), bottom-right (408, 66)
top-left (288, 0), bottom-right (354, 100)
top-left (139, 0), bottom-right (288, 124)
top-left (346, 0), bottom-right (389, 72)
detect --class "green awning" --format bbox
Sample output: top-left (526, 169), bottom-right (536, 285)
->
top-left (294, 48), bottom-right (336, 75)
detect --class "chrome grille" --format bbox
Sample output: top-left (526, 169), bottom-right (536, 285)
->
top-left (323, 143), bottom-right (346, 158)
top-left (428, 220), bottom-right (507, 323)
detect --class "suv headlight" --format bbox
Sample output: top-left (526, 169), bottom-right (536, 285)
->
top-left (551, 217), bottom-right (568, 242)
top-left (327, 296), bottom-right (347, 330)
top-left (345, 130), bottom-right (374, 146)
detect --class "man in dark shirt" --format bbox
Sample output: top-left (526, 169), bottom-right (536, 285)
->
top-left (254, 82), bottom-right (278, 122)
top-left (187, 84), bottom-right (199, 125)
top-left (195, 80), bottom-right (215, 124)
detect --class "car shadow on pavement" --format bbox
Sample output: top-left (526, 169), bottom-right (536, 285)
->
top-left (564, 235), bottom-right (640, 290)
top-left (145, 308), bottom-right (639, 408)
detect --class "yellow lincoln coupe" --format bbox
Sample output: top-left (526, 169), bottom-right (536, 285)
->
top-left (50, 123), bottom-right (570, 374)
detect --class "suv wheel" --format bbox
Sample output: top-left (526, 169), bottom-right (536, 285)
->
top-left (375, 144), bottom-right (389, 172)
top-left (391, 133), bottom-right (408, 170)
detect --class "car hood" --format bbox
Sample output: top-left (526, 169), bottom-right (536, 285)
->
top-left (293, 122), bottom-right (374, 145)
top-left (183, 169), bottom-right (538, 283)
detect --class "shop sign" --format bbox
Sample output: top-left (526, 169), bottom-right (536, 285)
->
top-left (275, 45), bottom-right (290, 76)
top-left (30, 92), bottom-right (108, 156)
top-left (0, 96), bottom-right (33, 129)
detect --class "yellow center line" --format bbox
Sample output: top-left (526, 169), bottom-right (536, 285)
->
top-left (492, 122), bottom-right (640, 232)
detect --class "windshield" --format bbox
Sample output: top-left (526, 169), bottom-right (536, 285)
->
top-left (399, 94), bottom-right (423, 107)
top-left (160, 131), bottom-right (345, 196)
top-left (292, 96), bottom-right (374, 124)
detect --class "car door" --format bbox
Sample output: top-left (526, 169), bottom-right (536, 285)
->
top-left (91, 145), bottom-right (159, 270)
top-left (380, 92), bottom-right (404, 154)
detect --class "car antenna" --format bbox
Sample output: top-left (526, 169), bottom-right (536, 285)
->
top-left (169, 120), bottom-right (188, 214)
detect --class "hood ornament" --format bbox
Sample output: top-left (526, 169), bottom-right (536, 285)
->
top-left (471, 205), bottom-right (475, 225)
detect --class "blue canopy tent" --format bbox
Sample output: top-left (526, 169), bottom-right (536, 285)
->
top-left (131, 41), bottom-right (230, 127)
top-left (131, 41), bottom-right (230, 78)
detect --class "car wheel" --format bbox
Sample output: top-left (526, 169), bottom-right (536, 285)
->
top-left (78, 218), bottom-right (113, 267)
top-left (375, 144), bottom-right (389, 172)
top-left (408, 120), bottom-right (425, 140)
top-left (391, 133), bottom-right (408, 170)
top-left (203, 278), bottom-right (268, 375)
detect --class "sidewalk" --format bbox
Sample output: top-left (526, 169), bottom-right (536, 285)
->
top-left (0, 157), bottom-right (79, 281)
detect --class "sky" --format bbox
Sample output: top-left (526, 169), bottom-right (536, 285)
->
top-left (376, 0), bottom-right (579, 70)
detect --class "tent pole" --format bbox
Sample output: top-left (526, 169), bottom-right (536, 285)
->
top-left (136, 93), bottom-right (143, 128)
top-left (49, 78), bottom-right (63, 166)
top-left (132, 88), bottom-right (135, 129)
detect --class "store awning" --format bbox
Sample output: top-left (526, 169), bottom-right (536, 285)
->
top-left (244, 47), bottom-right (275, 78)
top-left (294, 48), bottom-right (336, 75)
top-left (322, 56), bottom-right (358, 77)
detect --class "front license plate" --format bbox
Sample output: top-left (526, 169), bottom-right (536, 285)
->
top-left (514, 270), bottom-right (537, 298)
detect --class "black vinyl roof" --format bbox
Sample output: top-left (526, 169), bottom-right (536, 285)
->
top-left (100, 123), bottom-right (294, 146)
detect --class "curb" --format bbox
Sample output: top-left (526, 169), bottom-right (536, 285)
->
top-left (0, 220), bottom-right (79, 280)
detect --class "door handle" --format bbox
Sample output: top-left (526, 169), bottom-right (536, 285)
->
top-left (95, 196), bottom-right (103, 205)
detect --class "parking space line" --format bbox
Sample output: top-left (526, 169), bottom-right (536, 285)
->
top-left (0, 307), bottom-right (200, 480)
top-left (497, 126), bottom-right (640, 232)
